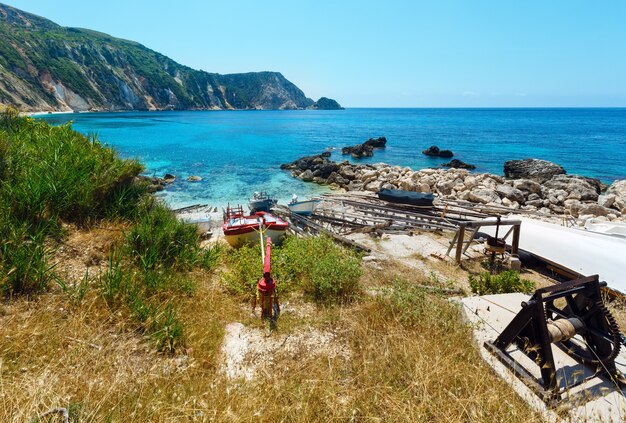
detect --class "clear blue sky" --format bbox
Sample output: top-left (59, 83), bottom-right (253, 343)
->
top-left (5, 0), bottom-right (626, 107)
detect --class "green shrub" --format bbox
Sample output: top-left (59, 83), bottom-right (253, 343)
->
top-left (125, 200), bottom-right (218, 271)
top-left (469, 270), bottom-right (535, 295)
top-left (0, 222), bottom-right (56, 296)
top-left (0, 109), bottom-right (145, 228)
top-left (378, 277), bottom-right (460, 330)
top-left (98, 254), bottom-right (189, 353)
top-left (277, 236), bottom-right (362, 304)
top-left (222, 235), bottom-right (362, 304)
top-left (221, 243), bottom-right (262, 296)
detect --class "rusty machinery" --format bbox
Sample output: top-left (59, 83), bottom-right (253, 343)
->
top-left (484, 275), bottom-right (626, 404)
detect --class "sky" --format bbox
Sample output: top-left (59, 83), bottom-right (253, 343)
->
top-left (4, 0), bottom-right (626, 107)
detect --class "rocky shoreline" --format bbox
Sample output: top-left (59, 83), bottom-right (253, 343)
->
top-left (281, 154), bottom-right (626, 222)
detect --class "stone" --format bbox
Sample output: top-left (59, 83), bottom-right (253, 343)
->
top-left (435, 180), bottom-right (455, 195)
top-left (544, 175), bottom-right (599, 202)
top-left (468, 188), bottom-right (501, 204)
top-left (364, 180), bottom-right (383, 192)
top-left (381, 183), bottom-right (397, 190)
top-left (441, 159), bottom-right (476, 170)
top-left (422, 145), bottom-right (454, 158)
top-left (363, 136), bottom-right (387, 148)
top-left (495, 184), bottom-right (525, 203)
top-left (187, 175), bottom-right (202, 182)
top-left (606, 180), bottom-right (626, 211)
top-left (300, 169), bottom-right (314, 182)
top-left (513, 179), bottom-right (543, 194)
top-left (503, 159), bottom-right (566, 182)
top-left (598, 194), bottom-right (616, 209)
top-left (578, 203), bottom-right (615, 217)
top-left (163, 173), bottom-right (176, 183)
top-left (464, 176), bottom-right (478, 189)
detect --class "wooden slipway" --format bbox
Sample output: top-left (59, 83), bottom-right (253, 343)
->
top-left (459, 293), bottom-right (626, 421)
top-left (481, 217), bottom-right (626, 293)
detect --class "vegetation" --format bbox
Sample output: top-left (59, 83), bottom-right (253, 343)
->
top-left (0, 109), bottom-right (144, 296)
top-left (0, 3), bottom-right (314, 111)
top-left (469, 269), bottom-right (535, 295)
top-left (125, 199), bottom-right (221, 271)
top-left (0, 110), bottom-right (544, 420)
top-left (222, 235), bottom-right (362, 304)
top-left (0, 110), bottom-right (221, 352)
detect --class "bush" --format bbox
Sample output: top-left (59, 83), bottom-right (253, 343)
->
top-left (469, 270), bottom-right (535, 295)
top-left (0, 109), bottom-right (146, 296)
top-left (125, 200), bottom-right (220, 271)
top-left (378, 277), bottom-right (461, 331)
top-left (222, 235), bottom-right (362, 304)
top-left (0, 109), bottom-right (145, 229)
top-left (98, 254), bottom-right (189, 353)
top-left (0, 222), bottom-right (56, 296)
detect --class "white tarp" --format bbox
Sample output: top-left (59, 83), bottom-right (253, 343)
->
top-left (482, 217), bottom-right (626, 293)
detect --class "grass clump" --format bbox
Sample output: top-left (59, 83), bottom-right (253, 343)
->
top-left (0, 223), bottom-right (56, 297)
top-left (0, 108), bottom-right (145, 228)
top-left (222, 235), bottom-right (362, 304)
top-left (469, 269), bottom-right (535, 295)
top-left (0, 109), bottom-right (146, 296)
top-left (125, 199), bottom-right (220, 271)
top-left (99, 254), bottom-right (191, 353)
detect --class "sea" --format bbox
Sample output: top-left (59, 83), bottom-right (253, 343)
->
top-left (40, 108), bottom-right (626, 209)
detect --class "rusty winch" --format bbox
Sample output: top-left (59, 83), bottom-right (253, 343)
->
top-left (485, 275), bottom-right (625, 404)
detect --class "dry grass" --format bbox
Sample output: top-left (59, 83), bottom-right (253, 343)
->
top-left (0, 228), bottom-right (544, 422)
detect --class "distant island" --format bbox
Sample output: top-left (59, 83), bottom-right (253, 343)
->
top-left (308, 97), bottom-right (344, 110)
top-left (0, 3), bottom-right (341, 112)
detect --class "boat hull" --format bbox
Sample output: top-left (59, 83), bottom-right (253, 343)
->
top-left (224, 227), bottom-right (286, 247)
top-left (288, 199), bottom-right (320, 216)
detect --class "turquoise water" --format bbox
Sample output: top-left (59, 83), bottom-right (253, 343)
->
top-left (40, 108), bottom-right (626, 208)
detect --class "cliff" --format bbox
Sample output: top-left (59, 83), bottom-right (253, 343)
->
top-left (0, 3), bottom-right (317, 112)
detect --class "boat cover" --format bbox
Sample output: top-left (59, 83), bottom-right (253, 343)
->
top-left (482, 217), bottom-right (626, 293)
top-left (377, 189), bottom-right (435, 207)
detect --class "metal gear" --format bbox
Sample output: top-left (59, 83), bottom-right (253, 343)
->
top-left (545, 295), bottom-right (621, 365)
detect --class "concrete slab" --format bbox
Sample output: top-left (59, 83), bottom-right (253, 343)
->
top-left (458, 293), bottom-right (626, 422)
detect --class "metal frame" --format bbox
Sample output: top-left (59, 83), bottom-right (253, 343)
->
top-left (484, 275), bottom-right (621, 404)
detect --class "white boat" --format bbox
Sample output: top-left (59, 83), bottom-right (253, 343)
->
top-left (222, 206), bottom-right (288, 247)
top-left (288, 196), bottom-right (320, 216)
top-left (584, 218), bottom-right (626, 238)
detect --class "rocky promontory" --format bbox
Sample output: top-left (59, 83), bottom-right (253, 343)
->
top-left (281, 154), bottom-right (626, 221)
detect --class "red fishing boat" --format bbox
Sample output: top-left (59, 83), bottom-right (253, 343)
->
top-left (222, 205), bottom-right (288, 247)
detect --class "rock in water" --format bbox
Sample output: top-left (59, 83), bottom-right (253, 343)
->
top-left (363, 137), bottom-right (387, 148)
top-left (187, 175), bottom-right (202, 182)
top-left (422, 145), bottom-right (454, 158)
top-left (441, 159), bottom-right (476, 170)
top-left (342, 137), bottom-right (387, 159)
top-left (503, 159), bottom-right (565, 182)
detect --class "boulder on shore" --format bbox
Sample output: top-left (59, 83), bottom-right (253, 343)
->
top-left (503, 159), bottom-right (565, 182)
top-left (422, 145), bottom-right (453, 158)
top-left (606, 180), bottom-right (626, 213)
top-left (441, 159), bottom-right (476, 170)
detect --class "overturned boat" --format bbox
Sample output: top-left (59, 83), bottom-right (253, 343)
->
top-left (377, 189), bottom-right (435, 207)
top-left (223, 205), bottom-right (288, 247)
